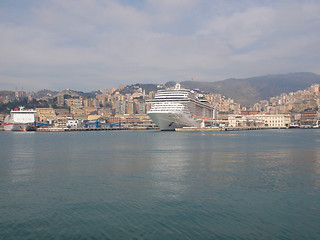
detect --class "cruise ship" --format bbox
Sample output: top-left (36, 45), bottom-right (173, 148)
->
top-left (147, 83), bottom-right (217, 130)
top-left (4, 107), bottom-right (37, 131)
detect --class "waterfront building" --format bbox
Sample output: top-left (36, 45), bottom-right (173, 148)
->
top-left (106, 116), bottom-right (121, 124)
top-left (35, 108), bottom-right (56, 122)
top-left (53, 117), bottom-right (69, 128)
top-left (227, 114), bottom-right (291, 128)
top-left (66, 119), bottom-right (82, 128)
top-left (228, 115), bottom-right (261, 127)
top-left (300, 111), bottom-right (317, 127)
top-left (255, 114), bottom-right (291, 128)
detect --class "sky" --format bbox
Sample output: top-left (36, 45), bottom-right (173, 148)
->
top-left (0, 0), bottom-right (320, 91)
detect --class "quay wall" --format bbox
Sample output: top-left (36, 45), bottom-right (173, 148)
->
top-left (175, 126), bottom-right (287, 132)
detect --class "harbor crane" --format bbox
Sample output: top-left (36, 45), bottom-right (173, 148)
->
top-left (110, 121), bottom-right (121, 128)
top-left (85, 120), bottom-right (100, 128)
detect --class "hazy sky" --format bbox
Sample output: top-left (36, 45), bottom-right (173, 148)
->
top-left (1, 0), bottom-right (320, 91)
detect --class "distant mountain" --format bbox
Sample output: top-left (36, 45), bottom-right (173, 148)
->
top-left (0, 90), bottom-right (15, 98)
top-left (32, 89), bottom-right (58, 98)
top-left (120, 83), bottom-right (161, 95)
top-left (53, 89), bottom-right (96, 98)
top-left (180, 72), bottom-right (320, 106)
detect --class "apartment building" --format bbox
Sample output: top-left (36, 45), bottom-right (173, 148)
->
top-left (35, 108), bottom-right (56, 122)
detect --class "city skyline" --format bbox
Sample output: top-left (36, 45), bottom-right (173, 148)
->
top-left (1, 0), bottom-right (320, 91)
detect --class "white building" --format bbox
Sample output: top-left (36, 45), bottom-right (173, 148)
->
top-left (228, 114), bottom-right (291, 128)
top-left (255, 114), bottom-right (291, 128)
top-left (66, 119), bottom-right (82, 128)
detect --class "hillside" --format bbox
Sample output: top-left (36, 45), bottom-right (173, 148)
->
top-left (181, 72), bottom-right (320, 106)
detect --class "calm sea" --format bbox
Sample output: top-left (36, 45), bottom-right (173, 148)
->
top-left (0, 129), bottom-right (320, 239)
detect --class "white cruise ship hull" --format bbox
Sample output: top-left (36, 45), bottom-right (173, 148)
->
top-left (4, 123), bottom-right (36, 131)
top-left (147, 83), bottom-right (216, 131)
top-left (148, 112), bottom-right (199, 131)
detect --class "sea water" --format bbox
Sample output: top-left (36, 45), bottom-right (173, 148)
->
top-left (0, 129), bottom-right (320, 239)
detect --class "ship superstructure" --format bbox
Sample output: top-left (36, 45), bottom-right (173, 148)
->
top-left (147, 83), bottom-right (217, 130)
top-left (4, 107), bottom-right (37, 131)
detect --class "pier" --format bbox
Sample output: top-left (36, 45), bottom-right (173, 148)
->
top-left (36, 127), bottom-right (130, 132)
top-left (175, 126), bottom-right (282, 131)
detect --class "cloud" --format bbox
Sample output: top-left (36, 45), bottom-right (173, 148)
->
top-left (0, 0), bottom-right (320, 91)
top-left (196, 1), bottom-right (320, 76)
top-left (198, 6), bottom-right (276, 49)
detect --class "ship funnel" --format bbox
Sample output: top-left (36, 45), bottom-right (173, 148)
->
top-left (175, 83), bottom-right (181, 90)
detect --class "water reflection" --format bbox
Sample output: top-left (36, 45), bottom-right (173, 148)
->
top-left (138, 131), bottom-right (320, 197)
top-left (1, 130), bottom-right (320, 239)
top-left (6, 132), bottom-right (36, 183)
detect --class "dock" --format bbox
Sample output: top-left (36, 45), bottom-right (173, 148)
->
top-left (36, 127), bottom-right (130, 132)
top-left (175, 126), bottom-right (273, 132)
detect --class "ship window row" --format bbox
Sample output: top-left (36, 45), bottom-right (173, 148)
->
top-left (156, 102), bottom-right (184, 105)
top-left (155, 95), bottom-right (188, 98)
top-left (151, 107), bottom-right (185, 110)
top-left (157, 91), bottom-right (189, 94)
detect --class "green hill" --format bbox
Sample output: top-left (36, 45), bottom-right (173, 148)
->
top-left (180, 72), bottom-right (320, 106)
